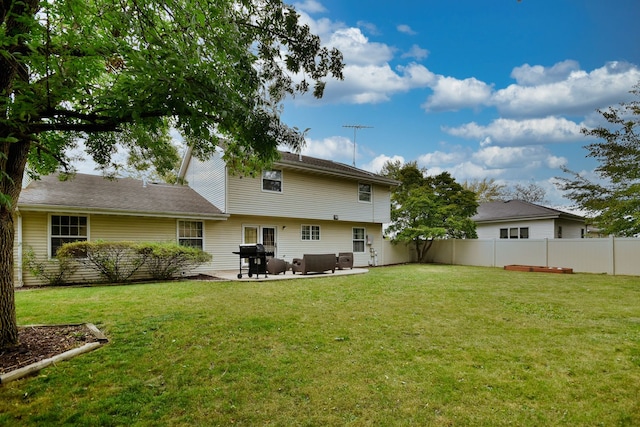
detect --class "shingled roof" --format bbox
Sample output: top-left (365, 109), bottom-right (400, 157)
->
top-left (276, 152), bottom-right (399, 186)
top-left (472, 199), bottom-right (584, 223)
top-left (18, 173), bottom-right (227, 219)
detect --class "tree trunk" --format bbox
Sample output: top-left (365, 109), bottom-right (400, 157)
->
top-left (0, 140), bottom-right (30, 348)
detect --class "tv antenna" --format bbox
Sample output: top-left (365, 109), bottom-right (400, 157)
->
top-left (342, 124), bottom-right (373, 167)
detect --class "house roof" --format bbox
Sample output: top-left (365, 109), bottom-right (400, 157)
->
top-left (18, 173), bottom-right (227, 220)
top-left (276, 152), bottom-right (399, 186)
top-left (472, 200), bottom-right (584, 223)
top-left (178, 147), bottom-right (399, 187)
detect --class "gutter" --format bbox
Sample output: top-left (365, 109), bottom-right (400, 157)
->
top-left (17, 205), bottom-right (229, 221)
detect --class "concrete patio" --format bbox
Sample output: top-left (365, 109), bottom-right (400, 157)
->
top-left (205, 267), bottom-right (369, 282)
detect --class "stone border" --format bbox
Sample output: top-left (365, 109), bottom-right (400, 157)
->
top-left (0, 323), bottom-right (108, 385)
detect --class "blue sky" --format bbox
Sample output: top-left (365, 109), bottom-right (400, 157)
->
top-left (280, 0), bottom-right (640, 206)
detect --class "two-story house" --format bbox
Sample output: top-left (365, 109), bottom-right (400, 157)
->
top-left (472, 199), bottom-right (586, 240)
top-left (14, 150), bottom-right (399, 285)
top-left (178, 149), bottom-right (399, 270)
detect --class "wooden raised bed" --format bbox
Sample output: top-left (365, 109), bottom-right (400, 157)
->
top-left (504, 265), bottom-right (573, 274)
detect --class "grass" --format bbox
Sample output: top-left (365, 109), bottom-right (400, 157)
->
top-left (1, 264), bottom-right (639, 426)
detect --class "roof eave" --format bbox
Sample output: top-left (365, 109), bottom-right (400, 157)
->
top-left (17, 204), bottom-right (229, 221)
top-left (275, 159), bottom-right (400, 186)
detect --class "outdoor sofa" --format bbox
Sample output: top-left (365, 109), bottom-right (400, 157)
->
top-left (291, 254), bottom-right (336, 275)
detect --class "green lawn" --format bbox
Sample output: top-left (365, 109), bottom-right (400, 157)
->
top-left (1, 264), bottom-right (639, 426)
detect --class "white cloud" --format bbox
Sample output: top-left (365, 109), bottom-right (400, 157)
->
top-left (324, 62), bottom-right (434, 104)
top-left (422, 76), bottom-right (493, 111)
top-left (493, 61), bottom-right (640, 117)
top-left (293, 0), bottom-right (326, 14)
top-left (301, 136), bottom-right (354, 164)
top-left (397, 24), bottom-right (417, 35)
top-left (417, 150), bottom-right (466, 168)
top-left (361, 154), bottom-right (405, 173)
top-left (444, 116), bottom-right (585, 145)
top-left (329, 28), bottom-right (395, 65)
top-left (401, 44), bottom-right (429, 60)
top-left (357, 21), bottom-right (380, 36)
top-left (472, 145), bottom-right (566, 170)
top-left (510, 60), bottom-right (581, 86)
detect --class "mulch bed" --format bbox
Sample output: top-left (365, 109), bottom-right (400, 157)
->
top-left (0, 324), bottom-right (100, 375)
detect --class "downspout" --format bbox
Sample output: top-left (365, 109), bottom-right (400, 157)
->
top-left (15, 209), bottom-right (24, 287)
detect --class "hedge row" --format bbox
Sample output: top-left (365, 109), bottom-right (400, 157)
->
top-left (25, 241), bottom-right (212, 285)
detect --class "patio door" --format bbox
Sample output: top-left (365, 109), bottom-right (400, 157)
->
top-left (242, 225), bottom-right (277, 257)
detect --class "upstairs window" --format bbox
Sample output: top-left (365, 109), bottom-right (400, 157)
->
top-left (50, 215), bottom-right (88, 256)
top-left (178, 220), bottom-right (204, 249)
top-left (358, 183), bottom-right (371, 202)
top-left (301, 225), bottom-right (320, 241)
top-left (262, 170), bottom-right (283, 193)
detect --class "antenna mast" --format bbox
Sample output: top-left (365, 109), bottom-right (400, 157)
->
top-left (342, 124), bottom-right (373, 167)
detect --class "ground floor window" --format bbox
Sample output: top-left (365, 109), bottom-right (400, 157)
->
top-left (178, 220), bottom-right (204, 249)
top-left (301, 225), bottom-right (320, 241)
top-left (353, 227), bottom-right (366, 252)
top-left (50, 215), bottom-right (88, 256)
top-left (500, 227), bottom-right (529, 239)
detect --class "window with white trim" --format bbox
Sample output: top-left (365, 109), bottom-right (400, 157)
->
top-left (358, 183), bottom-right (371, 202)
top-left (262, 170), bottom-right (283, 193)
top-left (353, 227), bottom-right (366, 252)
top-left (178, 220), bottom-right (204, 249)
top-left (301, 225), bottom-right (320, 241)
top-left (499, 227), bottom-right (529, 239)
top-left (50, 215), bottom-right (88, 256)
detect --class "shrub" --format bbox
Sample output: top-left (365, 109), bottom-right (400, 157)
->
top-left (137, 242), bottom-right (212, 280)
top-left (23, 247), bottom-right (78, 286)
top-left (57, 241), bottom-right (147, 283)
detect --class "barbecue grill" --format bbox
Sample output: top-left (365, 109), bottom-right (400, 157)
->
top-left (233, 244), bottom-right (272, 279)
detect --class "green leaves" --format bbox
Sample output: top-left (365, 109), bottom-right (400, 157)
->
top-left (2, 0), bottom-right (344, 177)
top-left (558, 83), bottom-right (640, 237)
top-left (383, 162), bottom-right (478, 262)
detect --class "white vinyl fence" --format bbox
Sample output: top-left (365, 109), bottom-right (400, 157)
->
top-left (423, 237), bottom-right (640, 276)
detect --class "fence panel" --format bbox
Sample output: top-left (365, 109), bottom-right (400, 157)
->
top-left (420, 237), bottom-right (640, 276)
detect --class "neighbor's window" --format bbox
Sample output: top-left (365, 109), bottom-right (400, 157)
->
top-left (50, 215), bottom-right (88, 256)
top-left (353, 227), bottom-right (366, 253)
top-left (301, 225), bottom-right (320, 241)
top-left (178, 220), bottom-right (204, 249)
top-left (500, 227), bottom-right (528, 239)
top-left (262, 170), bottom-right (283, 193)
top-left (358, 183), bottom-right (372, 202)
top-left (557, 226), bottom-right (563, 238)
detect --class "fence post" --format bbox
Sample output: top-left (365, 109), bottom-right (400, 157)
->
top-left (609, 235), bottom-right (616, 276)
top-left (545, 238), bottom-right (549, 267)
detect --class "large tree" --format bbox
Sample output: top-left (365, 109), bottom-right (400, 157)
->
top-left (462, 178), bottom-right (507, 203)
top-left (382, 162), bottom-right (478, 262)
top-left (0, 0), bottom-right (343, 347)
top-left (557, 84), bottom-right (640, 236)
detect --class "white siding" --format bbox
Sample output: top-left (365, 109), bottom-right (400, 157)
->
top-left (476, 219), bottom-right (556, 240)
top-left (227, 168), bottom-right (391, 223)
top-left (183, 152), bottom-right (226, 212)
top-left (204, 215), bottom-right (385, 271)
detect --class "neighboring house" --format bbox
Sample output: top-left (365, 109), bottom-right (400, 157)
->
top-left (472, 199), bottom-right (586, 240)
top-left (14, 150), bottom-right (399, 285)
